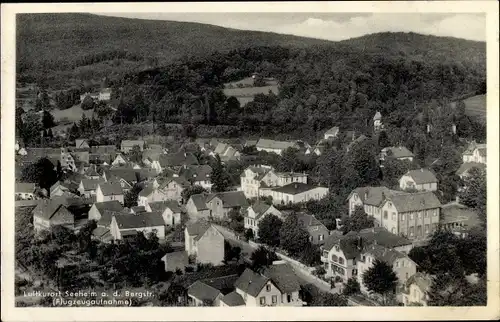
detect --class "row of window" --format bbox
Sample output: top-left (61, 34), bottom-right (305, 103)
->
top-left (381, 210), bottom-right (438, 221)
top-left (330, 253), bottom-right (345, 265)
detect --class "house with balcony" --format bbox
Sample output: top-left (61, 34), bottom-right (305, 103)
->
top-left (184, 221), bottom-right (224, 266)
top-left (399, 169), bottom-right (438, 192)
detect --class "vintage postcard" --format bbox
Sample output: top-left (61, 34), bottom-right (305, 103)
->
top-left (1, 1), bottom-right (499, 321)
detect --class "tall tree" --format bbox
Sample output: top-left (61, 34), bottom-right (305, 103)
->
top-left (20, 157), bottom-right (58, 190)
top-left (341, 206), bottom-right (374, 234)
top-left (181, 185), bottom-right (208, 203)
top-left (427, 274), bottom-right (486, 306)
top-left (279, 213), bottom-right (311, 257)
top-left (210, 155), bottom-right (230, 192)
top-left (250, 246), bottom-right (279, 272)
top-left (124, 184), bottom-right (142, 208)
top-left (129, 145), bottom-right (143, 164)
top-left (257, 214), bottom-right (283, 247)
top-left (362, 259), bottom-right (398, 305)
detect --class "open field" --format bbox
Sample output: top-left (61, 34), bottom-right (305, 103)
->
top-left (223, 77), bottom-right (279, 106)
top-left (462, 94), bottom-right (486, 124)
top-left (51, 104), bottom-right (95, 124)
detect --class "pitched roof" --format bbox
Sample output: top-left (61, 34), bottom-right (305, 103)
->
top-left (75, 139), bottom-right (90, 149)
top-left (296, 213), bottom-right (323, 228)
top-left (440, 202), bottom-right (481, 227)
top-left (348, 186), bottom-right (402, 206)
top-left (250, 201), bottom-right (272, 219)
top-left (386, 191), bottom-right (442, 212)
top-left (185, 221), bottom-right (212, 239)
top-left (50, 181), bottom-right (69, 194)
top-left (106, 169), bottom-right (138, 183)
top-left (207, 191), bottom-right (249, 208)
top-left (325, 126), bottom-right (339, 136)
top-left (92, 226), bottom-right (111, 238)
top-left (114, 212), bottom-right (165, 229)
top-left (245, 166), bottom-right (272, 180)
top-left (162, 175), bottom-right (191, 188)
top-left (382, 146), bottom-right (415, 159)
top-left (143, 149), bottom-right (163, 162)
top-left (405, 272), bottom-right (434, 293)
top-left (373, 111), bottom-right (382, 120)
top-left (85, 165), bottom-right (100, 177)
top-left (187, 280), bottom-right (221, 303)
top-left (121, 140), bottom-right (145, 148)
top-left (404, 169), bottom-right (438, 184)
top-left (234, 268), bottom-right (269, 297)
top-left (131, 206), bottom-right (146, 214)
top-left (189, 193), bottom-right (211, 211)
top-left (81, 179), bottom-right (106, 191)
top-left (256, 139), bottom-right (297, 151)
top-left (148, 200), bottom-right (181, 214)
top-left (32, 201), bottom-right (74, 221)
top-left (261, 263), bottom-right (301, 294)
top-left (158, 152), bottom-right (199, 168)
top-left (214, 142), bottom-right (229, 155)
top-left (272, 183), bottom-right (323, 195)
top-left (363, 244), bottom-right (407, 265)
top-left (98, 182), bottom-right (123, 196)
top-left (138, 186), bottom-right (155, 197)
top-left (178, 165), bottom-right (212, 181)
top-left (355, 227), bottom-right (413, 248)
top-left (322, 234), bottom-right (362, 259)
top-left (15, 182), bottom-right (36, 193)
top-left (93, 200), bottom-right (124, 213)
top-left (221, 291), bottom-right (245, 306)
top-left (456, 162), bottom-right (486, 176)
top-left (98, 209), bottom-right (127, 227)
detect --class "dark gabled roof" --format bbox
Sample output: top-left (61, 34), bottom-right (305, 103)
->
top-left (190, 193), bottom-right (211, 211)
top-left (148, 200), bottom-right (181, 214)
top-left (97, 209), bottom-right (127, 227)
top-left (382, 146), bottom-right (414, 159)
top-left (15, 182), bottom-right (36, 193)
top-left (456, 162), bottom-right (486, 176)
top-left (234, 268), bottom-right (269, 297)
top-left (250, 201), bottom-right (272, 219)
top-left (50, 181), bottom-right (70, 194)
top-left (272, 183), bottom-right (323, 195)
top-left (207, 191), bottom-right (249, 208)
top-left (296, 213), bottom-right (324, 228)
top-left (347, 186), bottom-right (402, 206)
top-left (178, 165), bottom-right (212, 181)
top-left (106, 169), bottom-right (138, 183)
top-left (185, 221), bottom-right (211, 239)
top-left (386, 191), bottom-right (441, 213)
top-left (93, 200), bottom-right (124, 213)
top-left (81, 179), bottom-right (106, 191)
top-left (98, 182), bottom-right (123, 196)
top-left (322, 234), bottom-right (361, 260)
top-left (32, 201), bottom-right (74, 221)
top-left (131, 206), bottom-right (146, 214)
top-left (138, 186), bottom-right (155, 197)
top-left (404, 169), bottom-right (438, 184)
top-left (158, 151), bottom-right (199, 167)
top-left (356, 227), bottom-right (413, 248)
top-left (362, 244), bottom-right (407, 265)
top-left (114, 212), bottom-right (164, 229)
top-left (161, 175), bottom-right (191, 188)
top-left (92, 227), bottom-right (110, 238)
top-left (221, 291), bottom-right (245, 306)
top-left (201, 274), bottom-right (240, 294)
top-left (85, 165), bottom-right (99, 177)
top-left (188, 281), bottom-right (221, 302)
top-left (405, 272), bottom-right (434, 293)
top-left (261, 263), bottom-right (301, 294)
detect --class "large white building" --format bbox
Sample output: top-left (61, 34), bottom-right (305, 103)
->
top-left (259, 183), bottom-right (329, 205)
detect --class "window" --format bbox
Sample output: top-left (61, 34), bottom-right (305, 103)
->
top-left (335, 245), bottom-right (339, 252)
top-left (417, 226), bottom-right (422, 236)
top-left (433, 209), bottom-right (438, 217)
top-left (362, 255), bottom-right (366, 262)
top-left (424, 211), bottom-right (428, 218)
top-left (409, 227), bottom-right (414, 237)
top-left (272, 295), bottom-right (277, 304)
top-left (392, 212), bottom-right (396, 221)
top-left (395, 261), bottom-right (399, 268)
top-left (260, 297), bottom-right (266, 305)
top-left (410, 213), bottom-right (414, 220)
top-left (425, 224), bottom-right (429, 234)
top-left (266, 284), bottom-right (271, 292)
top-left (319, 234), bottom-right (324, 241)
top-left (331, 255), bottom-right (338, 262)
top-left (309, 236), bottom-right (313, 242)
top-left (383, 211), bottom-right (388, 219)
top-left (287, 294), bottom-right (292, 302)
top-left (338, 257), bottom-right (345, 265)
top-left (418, 212), bottom-right (422, 219)
top-left (401, 214), bottom-right (405, 221)
top-left (406, 272), bottom-right (409, 279)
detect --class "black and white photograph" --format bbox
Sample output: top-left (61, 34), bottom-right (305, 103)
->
top-left (1, 1), bottom-right (499, 321)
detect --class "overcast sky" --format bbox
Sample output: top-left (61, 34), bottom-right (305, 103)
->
top-left (98, 12), bottom-right (486, 42)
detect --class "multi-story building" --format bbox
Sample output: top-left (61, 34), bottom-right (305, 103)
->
top-left (259, 183), bottom-right (329, 205)
top-left (244, 201), bottom-right (282, 239)
top-left (184, 221), bottom-right (224, 266)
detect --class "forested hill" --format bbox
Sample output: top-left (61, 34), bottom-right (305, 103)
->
top-left (340, 32), bottom-right (486, 72)
top-left (16, 13), bottom-right (332, 86)
top-left (17, 14), bottom-right (486, 88)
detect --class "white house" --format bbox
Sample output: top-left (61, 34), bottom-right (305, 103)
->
top-left (99, 88), bottom-right (112, 101)
top-left (96, 182), bottom-right (124, 204)
top-left (240, 165), bottom-right (273, 199)
top-left (399, 169), bottom-right (438, 192)
top-left (78, 179), bottom-right (106, 198)
top-left (110, 212), bottom-right (165, 240)
top-left (255, 139), bottom-right (299, 155)
top-left (138, 186), bottom-right (169, 209)
top-left (184, 221), bottom-right (224, 266)
top-left (146, 200), bottom-right (182, 227)
top-left (462, 141), bottom-right (487, 164)
top-left (259, 183), bottom-right (329, 205)
top-left (373, 111), bottom-right (383, 132)
top-left (401, 273), bottom-right (434, 306)
top-left (111, 154), bottom-right (129, 167)
top-left (323, 126), bottom-right (339, 140)
top-left (244, 202), bottom-right (282, 238)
